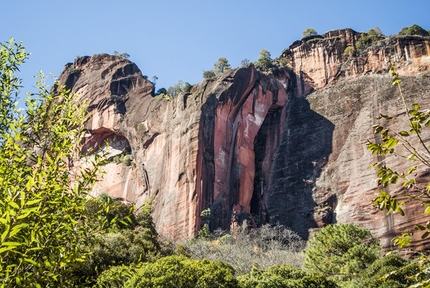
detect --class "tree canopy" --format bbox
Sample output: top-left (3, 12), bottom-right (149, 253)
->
top-left (0, 38), bottom-right (106, 286)
top-left (398, 24), bottom-right (429, 37)
top-left (254, 49), bottom-right (273, 70)
top-left (213, 57), bottom-right (231, 75)
top-left (303, 223), bottom-right (381, 283)
top-left (302, 28), bottom-right (318, 38)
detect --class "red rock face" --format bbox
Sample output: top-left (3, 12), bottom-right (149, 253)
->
top-left (205, 67), bottom-right (290, 231)
top-left (58, 31), bottom-right (430, 248)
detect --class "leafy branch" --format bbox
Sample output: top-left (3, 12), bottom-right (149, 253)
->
top-left (367, 66), bottom-right (430, 247)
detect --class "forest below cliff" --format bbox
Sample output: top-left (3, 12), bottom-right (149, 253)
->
top-left (1, 24), bottom-right (430, 287)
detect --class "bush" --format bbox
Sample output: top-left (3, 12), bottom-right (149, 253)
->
top-left (356, 27), bottom-right (385, 50)
top-left (343, 46), bottom-right (355, 57)
top-left (185, 224), bottom-right (305, 275)
top-left (238, 265), bottom-right (337, 288)
top-left (358, 253), bottom-right (419, 287)
top-left (75, 199), bottom-right (161, 285)
top-left (303, 223), bottom-right (381, 283)
top-left (94, 265), bottom-right (135, 288)
top-left (203, 70), bottom-right (216, 80)
top-left (398, 24), bottom-right (429, 37)
top-left (214, 57), bottom-right (231, 75)
top-left (278, 57), bottom-right (290, 67)
top-left (255, 49), bottom-right (273, 71)
top-left (302, 28), bottom-right (318, 38)
top-left (124, 255), bottom-right (237, 288)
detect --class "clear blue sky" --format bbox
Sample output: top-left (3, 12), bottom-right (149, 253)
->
top-left (2, 0), bottom-right (429, 95)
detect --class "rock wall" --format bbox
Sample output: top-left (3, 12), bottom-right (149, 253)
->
top-left (58, 30), bottom-right (430, 248)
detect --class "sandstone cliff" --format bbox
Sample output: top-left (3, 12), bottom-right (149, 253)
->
top-left (58, 29), bottom-right (430, 248)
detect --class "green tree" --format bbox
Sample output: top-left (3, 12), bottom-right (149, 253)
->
top-left (255, 49), bottom-right (273, 71)
top-left (356, 27), bottom-right (385, 50)
top-left (0, 38), bottom-right (106, 286)
top-left (398, 24), bottom-right (429, 37)
top-left (94, 264), bottom-right (138, 288)
top-left (203, 70), bottom-right (216, 80)
top-left (238, 265), bottom-right (337, 288)
top-left (302, 28), bottom-right (318, 38)
top-left (76, 198), bottom-right (161, 285)
top-left (213, 57), bottom-right (231, 75)
top-left (303, 223), bottom-right (381, 284)
top-left (165, 80), bottom-right (192, 98)
top-left (358, 254), bottom-right (420, 287)
top-left (124, 255), bottom-right (237, 288)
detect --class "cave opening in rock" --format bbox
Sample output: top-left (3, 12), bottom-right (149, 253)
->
top-left (81, 127), bottom-right (131, 161)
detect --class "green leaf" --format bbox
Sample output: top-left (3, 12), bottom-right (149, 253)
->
top-left (24, 198), bottom-right (43, 206)
top-left (415, 225), bottom-right (426, 231)
top-left (9, 223), bottom-right (29, 238)
top-left (23, 258), bottom-right (38, 266)
top-left (413, 103), bottom-right (421, 110)
top-left (1, 242), bottom-right (22, 247)
top-left (8, 201), bottom-right (19, 210)
top-left (407, 166), bottom-right (417, 174)
top-left (26, 176), bottom-right (34, 192)
top-left (399, 131), bottom-right (410, 136)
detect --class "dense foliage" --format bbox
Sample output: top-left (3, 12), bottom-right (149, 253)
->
top-left (398, 24), bottom-right (429, 37)
top-left (213, 57), bottom-right (231, 75)
top-left (73, 197), bottom-right (161, 285)
top-left (303, 223), bottom-right (381, 284)
top-left (302, 28), bottom-right (318, 38)
top-left (0, 38), bottom-right (106, 287)
top-left (254, 49), bottom-right (273, 71)
top-left (356, 27), bottom-right (384, 50)
top-left (238, 265), bottom-right (337, 288)
top-left (124, 255), bottom-right (238, 288)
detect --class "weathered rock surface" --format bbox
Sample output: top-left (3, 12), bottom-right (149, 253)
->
top-left (58, 29), bottom-right (430, 248)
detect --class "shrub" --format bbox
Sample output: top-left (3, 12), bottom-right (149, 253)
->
top-left (124, 255), bottom-right (237, 288)
top-left (302, 28), bottom-right (318, 38)
top-left (124, 154), bottom-right (133, 166)
top-left (214, 57), bottom-right (231, 75)
top-left (303, 223), bottom-right (381, 283)
top-left (398, 24), bottom-right (429, 37)
top-left (185, 224), bottom-right (305, 275)
top-left (238, 265), bottom-right (337, 288)
top-left (74, 200), bottom-right (161, 285)
top-left (278, 57), bottom-right (290, 67)
top-left (94, 265), bottom-right (135, 288)
top-left (255, 49), bottom-right (273, 71)
top-left (343, 46), bottom-right (355, 57)
top-left (203, 70), bottom-right (216, 80)
top-left (358, 253), bottom-right (420, 287)
top-left (356, 27), bottom-right (385, 50)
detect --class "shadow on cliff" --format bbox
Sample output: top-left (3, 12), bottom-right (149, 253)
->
top-left (266, 95), bottom-right (335, 240)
